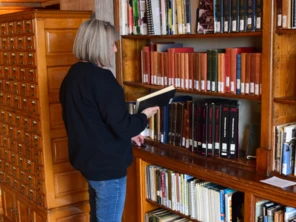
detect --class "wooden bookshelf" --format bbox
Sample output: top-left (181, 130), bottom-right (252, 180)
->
top-left (113, 0), bottom-right (296, 221)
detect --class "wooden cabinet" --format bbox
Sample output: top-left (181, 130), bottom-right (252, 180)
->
top-left (113, 0), bottom-right (296, 221)
top-left (0, 10), bottom-right (91, 221)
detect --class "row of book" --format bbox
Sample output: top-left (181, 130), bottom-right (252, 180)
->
top-left (274, 122), bottom-right (296, 176)
top-left (129, 96), bottom-right (241, 159)
top-left (120, 0), bottom-right (262, 35)
top-left (255, 200), bottom-right (296, 222)
top-left (146, 164), bottom-right (244, 221)
top-left (145, 208), bottom-right (192, 221)
top-left (277, 0), bottom-right (296, 29)
top-left (141, 42), bottom-right (262, 95)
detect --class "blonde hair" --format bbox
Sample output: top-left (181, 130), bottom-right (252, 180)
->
top-left (73, 19), bottom-right (119, 67)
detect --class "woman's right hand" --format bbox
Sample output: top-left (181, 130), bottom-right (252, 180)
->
top-left (141, 106), bottom-right (159, 119)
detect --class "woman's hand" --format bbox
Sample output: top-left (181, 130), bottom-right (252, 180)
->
top-left (141, 106), bottom-right (159, 119)
top-left (132, 134), bottom-right (144, 146)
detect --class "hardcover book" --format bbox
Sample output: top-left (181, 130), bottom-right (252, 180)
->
top-left (134, 85), bottom-right (176, 114)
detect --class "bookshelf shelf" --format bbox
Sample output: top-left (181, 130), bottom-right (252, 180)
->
top-left (121, 32), bottom-right (262, 39)
top-left (274, 97), bottom-right (296, 105)
top-left (275, 29), bottom-right (296, 35)
top-left (144, 139), bottom-right (257, 172)
top-left (123, 81), bottom-right (262, 101)
top-left (133, 145), bottom-right (296, 210)
top-left (145, 199), bottom-right (198, 222)
top-left (133, 146), bottom-right (296, 209)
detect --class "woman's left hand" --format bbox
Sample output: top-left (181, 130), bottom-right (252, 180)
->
top-left (131, 134), bottom-right (144, 146)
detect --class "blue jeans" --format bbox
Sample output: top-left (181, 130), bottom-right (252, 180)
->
top-left (87, 176), bottom-right (127, 222)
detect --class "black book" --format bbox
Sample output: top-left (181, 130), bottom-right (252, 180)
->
top-left (134, 85), bottom-right (176, 114)
top-left (228, 105), bottom-right (239, 159)
top-left (231, 0), bottom-right (240, 32)
top-left (220, 104), bottom-right (230, 157)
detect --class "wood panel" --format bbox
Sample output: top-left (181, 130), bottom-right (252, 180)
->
top-left (60, 0), bottom-right (94, 10)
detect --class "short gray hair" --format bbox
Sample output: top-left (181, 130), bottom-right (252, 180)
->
top-left (73, 19), bottom-right (119, 67)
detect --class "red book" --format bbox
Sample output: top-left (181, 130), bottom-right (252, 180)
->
top-left (225, 48), bottom-right (231, 93)
top-left (254, 53), bottom-right (262, 95)
top-left (199, 53), bottom-right (208, 92)
top-left (229, 47), bottom-right (255, 94)
top-left (245, 53), bottom-right (252, 94)
top-left (168, 47), bottom-right (194, 87)
top-left (240, 53), bottom-right (247, 95)
top-left (142, 46), bottom-right (151, 84)
top-left (218, 53), bottom-right (226, 93)
top-left (188, 52), bottom-right (194, 90)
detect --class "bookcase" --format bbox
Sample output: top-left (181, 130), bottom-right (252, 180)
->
top-left (112, 0), bottom-right (296, 222)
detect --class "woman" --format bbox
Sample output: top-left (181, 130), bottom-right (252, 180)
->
top-left (59, 19), bottom-right (158, 222)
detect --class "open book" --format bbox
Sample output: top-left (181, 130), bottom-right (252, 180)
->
top-left (134, 85), bottom-right (176, 114)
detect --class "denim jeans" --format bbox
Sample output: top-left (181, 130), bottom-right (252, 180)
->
top-left (87, 176), bottom-right (127, 222)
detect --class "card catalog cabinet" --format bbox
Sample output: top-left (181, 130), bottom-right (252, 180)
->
top-left (0, 10), bottom-right (91, 221)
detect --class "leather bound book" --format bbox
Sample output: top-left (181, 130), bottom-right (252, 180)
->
top-left (277, 0), bottom-right (283, 28)
top-left (231, 0), bottom-right (239, 32)
top-left (246, 0), bottom-right (256, 31)
top-left (168, 47), bottom-right (194, 87)
top-left (188, 52), bottom-right (194, 90)
top-left (134, 85), bottom-right (176, 113)
top-left (143, 46), bottom-right (151, 84)
top-left (207, 102), bottom-right (214, 156)
top-left (176, 102), bottom-right (184, 146)
top-left (212, 49), bottom-right (225, 92)
top-left (180, 53), bottom-right (185, 89)
top-left (194, 52), bottom-right (201, 91)
top-left (151, 51), bottom-right (158, 85)
top-left (220, 104), bottom-right (230, 158)
top-left (200, 52), bottom-right (208, 92)
top-left (225, 48), bottom-right (231, 93)
top-left (230, 47), bottom-right (254, 94)
top-left (174, 53), bottom-right (180, 87)
top-left (163, 52), bottom-right (169, 86)
top-left (239, 0), bottom-right (247, 31)
top-left (228, 105), bottom-right (239, 159)
top-left (207, 49), bottom-right (212, 92)
top-left (240, 53), bottom-right (247, 95)
top-left (184, 52), bottom-right (190, 89)
top-left (254, 53), bottom-right (262, 95)
top-left (255, 0), bottom-right (263, 30)
top-left (218, 53), bottom-right (226, 93)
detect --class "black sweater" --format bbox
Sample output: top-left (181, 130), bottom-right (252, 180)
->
top-left (59, 62), bottom-right (147, 181)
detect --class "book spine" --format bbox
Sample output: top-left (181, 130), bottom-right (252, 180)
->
top-left (228, 105), bottom-right (238, 159)
top-left (223, 0), bottom-right (232, 32)
top-left (246, 0), bottom-right (256, 31)
top-left (277, 0), bottom-right (283, 28)
top-left (236, 54), bottom-right (241, 94)
top-left (133, 0), bottom-right (140, 34)
top-left (214, 104), bottom-right (222, 157)
top-left (214, 0), bottom-right (223, 33)
top-left (239, 0), bottom-right (247, 31)
top-left (197, 102), bottom-right (203, 154)
top-left (207, 49), bottom-right (213, 92)
top-left (200, 52), bottom-right (208, 92)
top-left (146, 0), bottom-right (154, 35)
top-left (231, 0), bottom-right (240, 32)
top-left (255, 0), bottom-right (263, 30)
top-left (282, 142), bottom-right (292, 175)
top-left (220, 104), bottom-right (230, 158)
top-left (208, 103), bottom-right (214, 156)
top-left (139, 0), bottom-right (148, 34)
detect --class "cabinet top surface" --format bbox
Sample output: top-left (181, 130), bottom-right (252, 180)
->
top-left (0, 9), bottom-right (92, 20)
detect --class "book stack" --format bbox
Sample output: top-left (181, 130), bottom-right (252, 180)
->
top-left (120, 0), bottom-right (263, 35)
top-left (146, 165), bottom-right (244, 221)
top-left (140, 42), bottom-right (262, 96)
